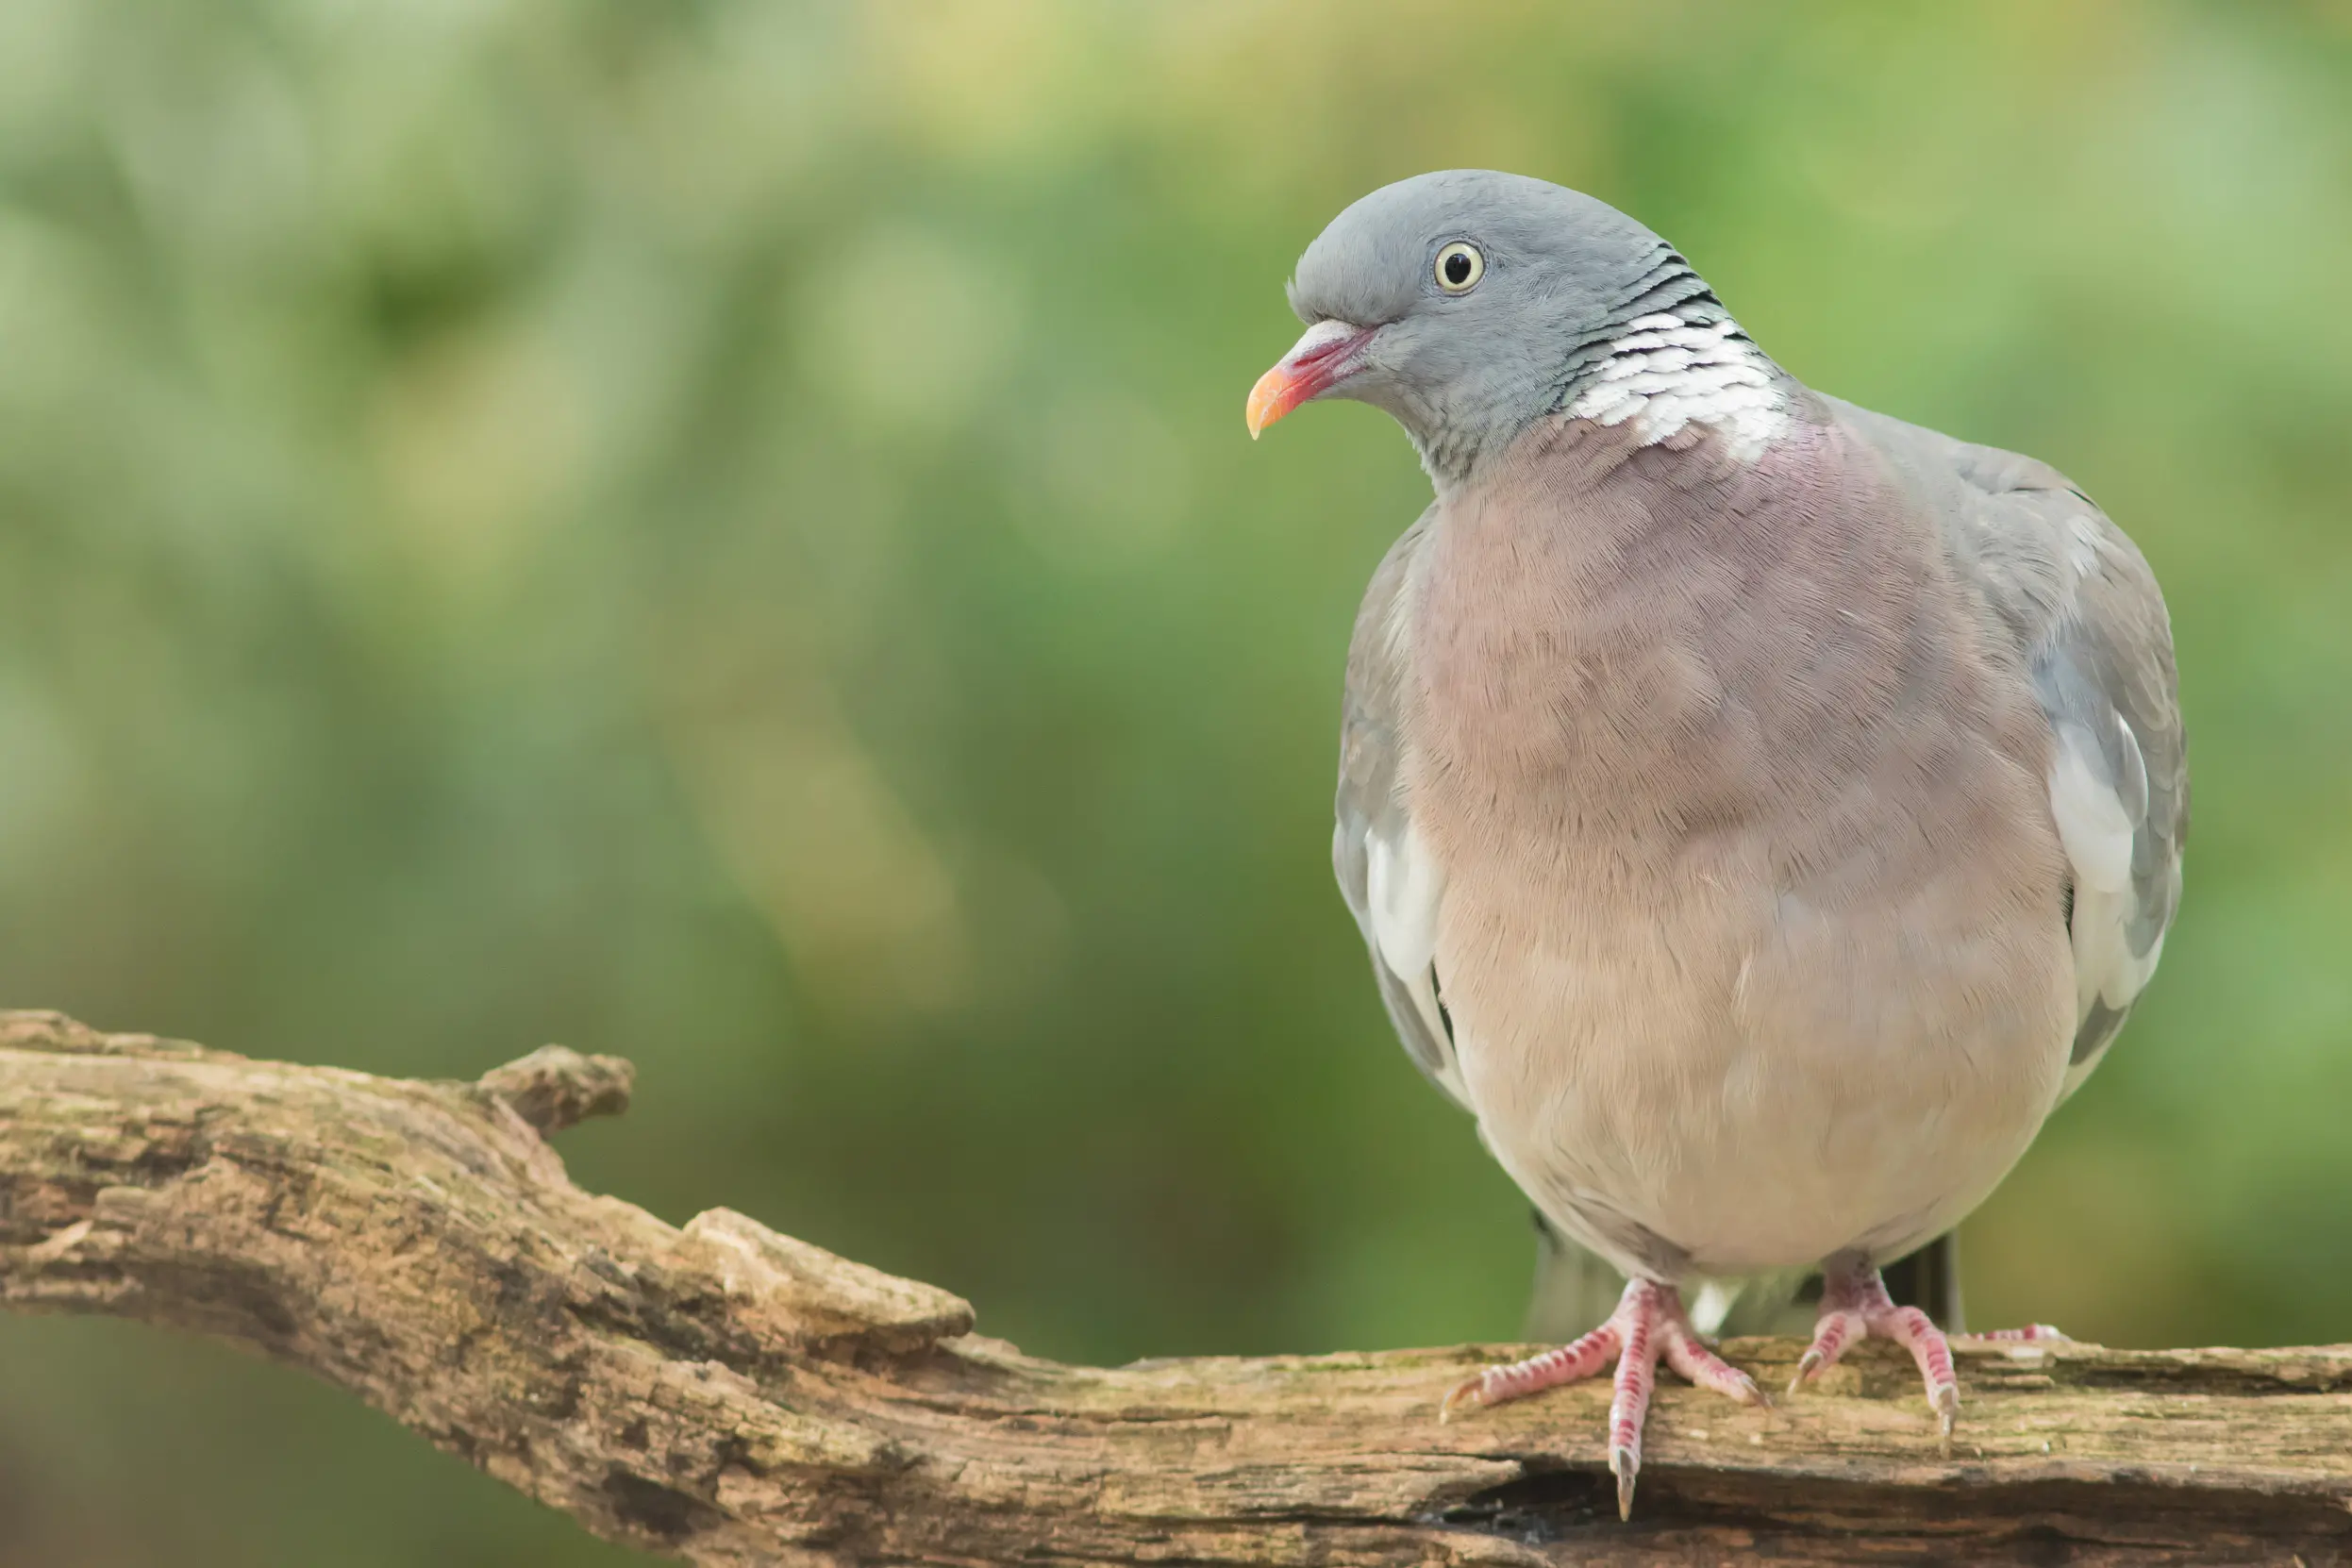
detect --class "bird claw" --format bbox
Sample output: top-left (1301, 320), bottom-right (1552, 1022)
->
top-left (1788, 1346), bottom-right (1825, 1394)
top-left (1438, 1375), bottom-right (1485, 1424)
top-left (1610, 1443), bottom-right (1638, 1521)
top-left (1931, 1380), bottom-right (1959, 1444)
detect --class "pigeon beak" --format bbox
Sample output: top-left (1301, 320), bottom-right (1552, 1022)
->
top-left (1246, 319), bottom-right (1376, 439)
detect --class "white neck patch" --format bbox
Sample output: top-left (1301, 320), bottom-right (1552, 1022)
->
top-left (1566, 313), bottom-right (1791, 462)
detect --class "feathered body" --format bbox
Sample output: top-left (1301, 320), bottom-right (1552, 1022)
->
top-left (1347, 392), bottom-right (2177, 1281)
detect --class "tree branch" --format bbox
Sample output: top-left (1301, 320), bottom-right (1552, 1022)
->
top-left (2, 1010), bottom-right (2346, 1565)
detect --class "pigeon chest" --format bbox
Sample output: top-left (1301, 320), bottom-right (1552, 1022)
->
top-left (1395, 418), bottom-right (2077, 1276)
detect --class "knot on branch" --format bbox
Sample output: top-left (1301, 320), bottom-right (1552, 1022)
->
top-left (478, 1045), bottom-right (635, 1134)
top-left (671, 1208), bottom-right (976, 1353)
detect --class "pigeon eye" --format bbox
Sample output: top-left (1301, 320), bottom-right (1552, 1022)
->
top-left (1435, 242), bottom-right (1483, 292)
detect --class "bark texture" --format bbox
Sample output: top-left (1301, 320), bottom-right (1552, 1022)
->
top-left (2, 1009), bottom-right (2347, 1566)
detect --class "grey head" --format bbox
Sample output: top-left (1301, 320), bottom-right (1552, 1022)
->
top-left (1247, 171), bottom-right (1736, 484)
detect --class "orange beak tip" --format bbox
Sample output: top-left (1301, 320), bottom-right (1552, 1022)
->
top-left (1244, 367), bottom-right (1293, 441)
top-left (1245, 320), bottom-right (1369, 444)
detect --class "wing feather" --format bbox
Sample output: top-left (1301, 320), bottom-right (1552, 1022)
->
top-left (1333, 508), bottom-right (1469, 1109)
top-left (1831, 397), bottom-right (2188, 1097)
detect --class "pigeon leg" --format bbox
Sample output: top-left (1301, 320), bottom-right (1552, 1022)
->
top-left (1789, 1260), bottom-right (2076, 1440)
top-left (1790, 1259), bottom-right (1977, 1438)
top-left (1442, 1277), bottom-right (1763, 1520)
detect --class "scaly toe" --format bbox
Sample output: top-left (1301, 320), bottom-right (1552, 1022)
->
top-left (1660, 1322), bottom-right (1768, 1408)
top-left (1441, 1281), bottom-right (1763, 1519)
top-left (1959, 1323), bottom-right (2067, 1343)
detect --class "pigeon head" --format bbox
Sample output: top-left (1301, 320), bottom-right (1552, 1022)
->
top-left (1246, 171), bottom-right (1710, 483)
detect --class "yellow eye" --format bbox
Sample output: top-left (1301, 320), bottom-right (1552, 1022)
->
top-left (1435, 242), bottom-right (1483, 292)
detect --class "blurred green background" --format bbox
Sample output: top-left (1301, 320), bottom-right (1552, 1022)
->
top-left (2, 0), bottom-right (2349, 1561)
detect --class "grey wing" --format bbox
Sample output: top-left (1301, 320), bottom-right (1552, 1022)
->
top-left (1333, 508), bottom-right (1470, 1109)
top-left (2030, 513), bottom-right (2187, 1094)
top-left (1834, 397), bottom-right (2188, 1095)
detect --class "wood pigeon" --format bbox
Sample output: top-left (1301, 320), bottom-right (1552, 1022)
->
top-left (1246, 171), bottom-right (2186, 1518)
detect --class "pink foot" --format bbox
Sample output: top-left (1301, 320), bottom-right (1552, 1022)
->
top-left (1786, 1262), bottom-right (2065, 1441)
top-left (1441, 1278), bottom-right (1763, 1520)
